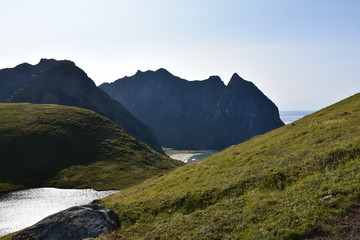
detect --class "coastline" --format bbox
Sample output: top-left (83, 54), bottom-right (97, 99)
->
top-left (168, 153), bottom-right (202, 162)
top-left (164, 149), bottom-right (217, 163)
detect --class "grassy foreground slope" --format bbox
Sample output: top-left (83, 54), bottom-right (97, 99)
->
top-left (0, 103), bottom-right (183, 193)
top-left (99, 93), bottom-right (360, 240)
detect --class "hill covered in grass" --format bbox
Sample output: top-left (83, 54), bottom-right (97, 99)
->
top-left (0, 103), bottom-right (183, 193)
top-left (97, 93), bottom-right (360, 239)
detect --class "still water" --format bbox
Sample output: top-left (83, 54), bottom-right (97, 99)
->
top-left (0, 187), bottom-right (118, 237)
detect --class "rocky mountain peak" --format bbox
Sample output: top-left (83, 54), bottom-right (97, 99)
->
top-left (2, 59), bottom-right (165, 154)
top-left (135, 70), bottom-right (143, 76)
top-left (38, 58), bottom-right (58, 65)
top-left (228, 73), bottom-right (247, 86)
top-left (37, 58), bottom-right (73, 70)
top-left (13, 63), bottom-right (33, 73)
top-left (155, 68), bottom-right (172, 75)
top-left (38, 61), bottom-right (96, 90)
top-left (208, 75), bottom-right (222, 82)
top-left (100, 69), bottom-right (284, 150)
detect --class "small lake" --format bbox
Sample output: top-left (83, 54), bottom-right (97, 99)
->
top-left (0, 187), bottom-right (118, 237)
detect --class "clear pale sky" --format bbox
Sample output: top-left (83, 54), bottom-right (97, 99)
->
top-left (1, 0), bottom-right (359, 110)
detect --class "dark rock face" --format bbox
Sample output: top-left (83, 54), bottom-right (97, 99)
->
top-left (0, 58), bottom-right (63, 102)
top-left (100, 69), bottom-right (284, 150)
top-left (11, 205), bottom-right (119, 240)
top-left (3, 59), bottom-right (163, 154)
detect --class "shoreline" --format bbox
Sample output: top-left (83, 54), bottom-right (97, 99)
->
top-left (168, 153), bottom-right (202, 162)
top-left (164, 149), bottom-right (217, 163)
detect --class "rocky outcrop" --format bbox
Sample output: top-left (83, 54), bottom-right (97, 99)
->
top-left (100, 69), bottom-right (285, 150)
top-left (4, 59), bottom-right (163, 154)
top-left (11, 205), bottom-right (119, 240)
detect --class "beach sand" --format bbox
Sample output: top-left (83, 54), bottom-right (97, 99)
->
top-left (168, 153), bottom-right (199, 162)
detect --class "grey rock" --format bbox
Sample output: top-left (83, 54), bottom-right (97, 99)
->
top-left (320, 195), bottom-right (334, 201)
top-left (11, 205), bottom-right (119, 240)
top-left (338, 112), bottom-right (351, 116)
top-left (91, 199), bottom-right (102, 205)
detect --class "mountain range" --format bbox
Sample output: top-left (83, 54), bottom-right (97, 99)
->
top-left (100, 69), bottom-right (284, 150)
top-left (0, 59), bottom-right (164, 153)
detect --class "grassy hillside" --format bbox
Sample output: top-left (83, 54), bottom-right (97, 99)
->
top-left (0, 103), bottom-right (183, 193)
top-left (97, 93), bottom-right (360, 239)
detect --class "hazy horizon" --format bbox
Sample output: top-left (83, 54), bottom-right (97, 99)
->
top-left (1, 0), bottom-right (359, 111)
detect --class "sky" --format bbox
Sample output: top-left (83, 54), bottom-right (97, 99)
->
top-left (0, 0), bottom-right (359, 110)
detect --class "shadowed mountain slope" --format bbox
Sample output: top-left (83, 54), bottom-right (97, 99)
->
top-left (0, 103), bottom-right (183, 193)
top-left (100, 69), bottom-right (284, 150)
top-left (5, 60), bottom-right (164, 153)
top-left (96, 93), bottom-right (360, 239)
top-left (0, 59), bottom-right (61, 102)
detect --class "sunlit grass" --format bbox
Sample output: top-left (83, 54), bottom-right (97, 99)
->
top-left (96, 93), bottom-right (360, 239)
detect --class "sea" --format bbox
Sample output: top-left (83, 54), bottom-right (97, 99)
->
top-left (279, 110), bottom-right (315, 125)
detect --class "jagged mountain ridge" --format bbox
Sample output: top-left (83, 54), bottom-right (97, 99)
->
top-left (0, 59), bottom-right (61, 101)
top-left (100, 69), bottom-right (284, 150)
top-left (3, 59), bottom-right (164, 154)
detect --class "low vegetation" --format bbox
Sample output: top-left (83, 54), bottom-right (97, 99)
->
top-left (96, 93), bottom-right (360, 239)
top-left (0, 103), bottom-right (183, 193)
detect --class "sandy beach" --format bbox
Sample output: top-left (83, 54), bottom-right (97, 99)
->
top-left (168, 153), bottom-right (200, 162)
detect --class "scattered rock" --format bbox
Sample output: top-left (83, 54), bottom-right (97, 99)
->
top-left (320, 195), bottom-right (334, 201)
top-left (338, 112), bottom-right (351, 116)
top-left (91, 199), bottom-right (102, 205)
top-left (11, 205), bottom-right (119, 240)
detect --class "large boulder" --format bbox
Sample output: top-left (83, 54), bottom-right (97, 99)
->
top-left (12, 205), bottom-right (119, 240)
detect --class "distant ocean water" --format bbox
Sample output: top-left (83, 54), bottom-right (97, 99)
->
top-left (279, 111), bottom-right (315, 125)
top-left (169, 110), bottom-right (315, 164)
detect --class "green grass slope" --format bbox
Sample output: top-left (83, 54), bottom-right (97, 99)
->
top-left (0, 103), bottom-right (183, 193)
top-left (98, 93), bottom-right (360, 240)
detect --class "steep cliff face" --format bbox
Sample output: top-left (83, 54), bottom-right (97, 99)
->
top-left (100, 69), bottom-right (284, 150)
top-left (4, 60), bottom-right (164, 154)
